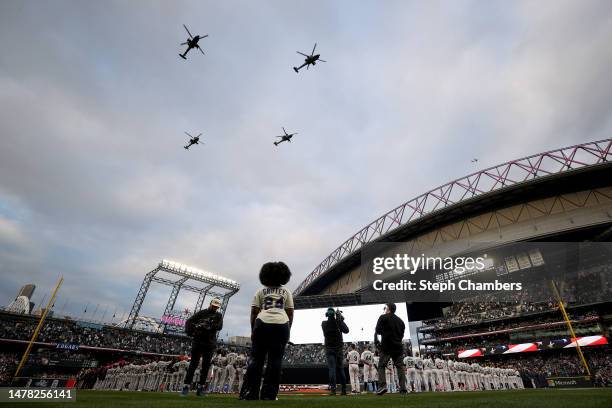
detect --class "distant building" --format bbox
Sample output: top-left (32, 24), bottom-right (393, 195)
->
top-left (32, 307), bottom-right (54, 318)
top-left (18, 284), bottom-right (36, 299)
top-left (6, 295), bottom-right (31, 314)
top-left (5, 284), bottom-right (37, 314)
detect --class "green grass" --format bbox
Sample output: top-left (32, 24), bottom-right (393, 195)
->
top-left (14, 388), bottom-right (612, 408)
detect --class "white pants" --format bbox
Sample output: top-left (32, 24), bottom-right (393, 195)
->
top-left (218, 367), bottom-right (227, 392)
top-left (394, 369), bottom-right (399, 392)
top-left (385, 368), bottom-right (397, 392)
top-left (449, 371), bottom-right (458, 390)
top-left (213, 368), bottom-right (223, 391)
top-left (442, 370), bottom-right (451, 391)
top-left (407, 368), bottom-right (421, 392)
top-left (177, 371), bottom-right (187, 390)
top-left (363, 364), bottom-right (372, 383)
top-left (224, 365), bottom-right (236, 392)
top-left (433, 369), bottom-right (444, 391)
top-left (238, 368), bottom-right (245, 391)
top-left (422, 370), bottom-right (435, 392)
top-left (492, 375), bottom-right (500, 390)
top-left (207, 366), bottom-right (215, 384)
top-left (349, 364), bottom-right (360, 392)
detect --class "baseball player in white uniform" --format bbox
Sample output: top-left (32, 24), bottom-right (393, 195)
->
top-left (414, 353), bottom-right (424, 392)
top-left (422, 356), bottom-right (435, 392)
top-left (372, 351), bottom-right (380, 390)
top-left (403, 354), bottom-right (418, 392)
top-left (433, 357), bottom-right (445, 391)
top-left (347, 344), bottom-right (361, 394)
top-left (205, 354), bottom-right (216, 392)
top-left (360, 345), bottom-right (374, 393)
top-left (236, 353), bottom-right (247, 392)
top-left (222, 351), bottom-right (236, 393)
top-left (385, 358), bottom-right (396, 393)
top-left (447, 358), bottom-right (457, 391)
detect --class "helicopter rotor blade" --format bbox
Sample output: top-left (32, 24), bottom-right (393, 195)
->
top-left (282, 127), bottom-right (287, 134)
top-left (197, 45), bottom-right (205, 55)
top-left (318, 58), bottom-right (327, 62)
top-left (297, 51), bottom-right (309, 57)
top-left (183, 24), bottom-right (194, 39)
top-left (180, 42), bottom-right (188, 45)
top-left (311, 43), bottom-right (317, 56)
top-left (184, 131), bottom-right (194, 138)
top-left (197, 133), bottom-right (203, 138)
top-left (200, 34), bottom-right (209, 39)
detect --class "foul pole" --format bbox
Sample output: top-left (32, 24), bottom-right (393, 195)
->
top-left (550, 279), bottom-right (591, 377)
top-left (13, 276), bottom-right (64, 379)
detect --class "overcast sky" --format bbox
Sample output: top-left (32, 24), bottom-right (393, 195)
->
top-left (1, 0), bottom-right (611, 339)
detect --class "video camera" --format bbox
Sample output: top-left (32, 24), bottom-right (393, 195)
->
top-left (194, 316), bottom-right (215, 331)
top-left (325, 307), bottom-right (343, 319)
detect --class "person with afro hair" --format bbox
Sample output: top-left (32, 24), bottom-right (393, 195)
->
top-left (239, 262), bottom-right (293, 400)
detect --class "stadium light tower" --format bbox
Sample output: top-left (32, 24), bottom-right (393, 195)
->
top-left (124, 260), bottom-right (240, 331)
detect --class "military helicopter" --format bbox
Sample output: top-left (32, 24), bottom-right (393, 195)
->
top-left (179, 24), bottom-right (208, 60)
top-left (183, 132), bottom-right (203, 150)
top-left (293, 43), bottom-right (326, 73)
top-left (274, 127), bottom-right (297, 146)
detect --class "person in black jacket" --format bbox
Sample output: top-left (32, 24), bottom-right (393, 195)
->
top-left (181, 298), bottom-right (224, 396)
top-left (321, 307), bottom-right (349, 395)
top-left (374, 303), bottom-right (407, 395)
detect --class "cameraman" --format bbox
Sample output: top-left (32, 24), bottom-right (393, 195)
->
top-left (321, 307), bottom-right (349, 395)
top-left (181, 298), bottom-right (224, 396)
top-left (374, 303), bottom-right (407, 395)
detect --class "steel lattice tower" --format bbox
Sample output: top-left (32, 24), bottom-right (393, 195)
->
top-left (125, 260), bottom-right (240, 331)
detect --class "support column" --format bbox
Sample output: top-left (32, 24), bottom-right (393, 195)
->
top-left (194, 284), bottom-right (215, 312)
top-left (125, 269), bottom-right (158, 329)
top-left (220, 290), bottom-right (237, 319)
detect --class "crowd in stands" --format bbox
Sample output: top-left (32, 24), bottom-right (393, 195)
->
top-left (420, 310), bottom-right (601, 341)
top-left (0, 353), bottom-right (18, 386)
top-left (494, 349), bottom-right (611, 386)
top-left (283, 343), bottom-right (327, 365)
top-left (423, 266), bottom-right (610, 331)
top-left (0, 314), bottom-right (192, 355)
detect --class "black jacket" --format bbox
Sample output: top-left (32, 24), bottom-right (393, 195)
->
top-left (185, 308), bottom-right (223, 346)
top-left (374, 313), bottom-right (405, 353)
top-left (321, 317), bottom-right (349, 349)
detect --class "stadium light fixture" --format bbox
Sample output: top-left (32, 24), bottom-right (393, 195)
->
top-left (159, 259), bottom-right (239, 290)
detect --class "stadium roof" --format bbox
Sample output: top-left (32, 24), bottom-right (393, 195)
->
top-left (295, 138), bottom-right (612, 296)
